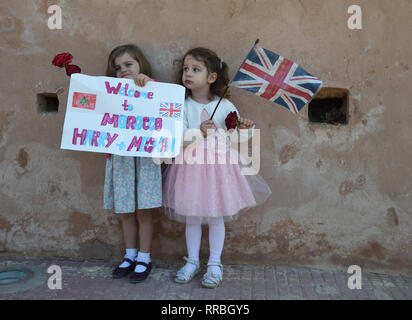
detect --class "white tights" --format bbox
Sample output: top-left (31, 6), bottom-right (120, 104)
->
top-left (183, 218), bottom-right (225, 274)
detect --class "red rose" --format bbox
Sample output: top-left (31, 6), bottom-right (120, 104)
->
top-left (225, 111), bottom-right (239, 130)
top-left (52, 52), bottom-right (73, 68)
top-left (65, 64), bottom-right (81, 76)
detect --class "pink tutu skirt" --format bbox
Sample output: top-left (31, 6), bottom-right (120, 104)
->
top-left (162, 134), bottom-right (272, 224)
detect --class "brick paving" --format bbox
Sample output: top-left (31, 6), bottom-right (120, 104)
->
top-left (0, 256), bottom-right (411, 300)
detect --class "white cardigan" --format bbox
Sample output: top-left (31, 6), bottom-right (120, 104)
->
top-left (182, 96), bottom-right (254, 144)
top-left (183, 96), bottom-right (238, 131)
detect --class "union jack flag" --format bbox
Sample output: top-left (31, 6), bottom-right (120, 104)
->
top-left (230, 45), bottom-right (322, 114)
top-left (159, 102), bottom-right (182, 118)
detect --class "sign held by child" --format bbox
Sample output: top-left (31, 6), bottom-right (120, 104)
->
top-left (60, 73), bottom-right (185, 158)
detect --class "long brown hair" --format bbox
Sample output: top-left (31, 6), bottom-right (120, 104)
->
top-left (175, 47), bottom-right (230, 99)
top-left (106, 44), bottom-right (152, 77)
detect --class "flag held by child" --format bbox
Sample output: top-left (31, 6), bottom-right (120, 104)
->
top-left (230, 45), bottom-right (323, 114)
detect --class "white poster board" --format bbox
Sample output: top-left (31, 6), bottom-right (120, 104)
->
top-left (60, 74), bottom-right (185, 158)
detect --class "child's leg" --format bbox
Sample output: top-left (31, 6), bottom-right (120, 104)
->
top-left (121, 213), bottom-right (138, 246)
top-left (135, 209), bottom-right (153, 272)
top-left (118, 213), bottom-right (138, 268)
top-left (182, 222), bottom-right (202, 273)
top-left (207, 218), bottom-right (225, 274)
top-left (136, 209), bottom-right (153, 253)
top-left (174, 222), bottom-right (202, 283)
top-left (200, 218), bottom-right (225, 287)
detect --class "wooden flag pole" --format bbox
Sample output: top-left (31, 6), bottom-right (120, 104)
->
top-left (210, 38), bottom-right (260, 120)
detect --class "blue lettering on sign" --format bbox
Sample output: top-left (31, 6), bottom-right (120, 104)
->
top-left (118, 115), bottom-right (127, 129)
top-left (83, 130), bottom-right (94, 146)
top-left (98, 132), bottom-right (108, 147)
top-left (135, 116), bottom-right (143, 130)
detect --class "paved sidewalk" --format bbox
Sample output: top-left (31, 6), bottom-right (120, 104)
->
top-left (0, 256), bottom-right (411, 300)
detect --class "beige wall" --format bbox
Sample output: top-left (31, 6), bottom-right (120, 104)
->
top-left (0, 0), bottom-right (411, 275)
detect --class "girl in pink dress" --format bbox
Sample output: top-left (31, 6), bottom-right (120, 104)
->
top-left (162, 47), bottom-right (271, 288)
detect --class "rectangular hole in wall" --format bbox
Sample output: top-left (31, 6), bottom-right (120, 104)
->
top-left (37, 93), bottom-right (59, 113)
top-left (308, 88), bottom-right (349, 125)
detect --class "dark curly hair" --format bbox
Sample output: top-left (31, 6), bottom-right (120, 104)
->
top-left (175, 47), bottom-right (230, 100)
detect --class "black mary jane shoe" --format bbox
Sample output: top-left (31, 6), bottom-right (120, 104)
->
top-left (112, 258), bottom-right (136, 279)
top-left (129, 261), bottom-right (152, 283)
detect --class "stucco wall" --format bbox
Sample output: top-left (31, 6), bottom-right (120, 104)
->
top-left (0, 0), bottom-right (411, 275)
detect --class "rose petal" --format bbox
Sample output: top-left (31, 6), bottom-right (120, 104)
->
top-left (52, 52), bottom-right (73, 67)
top-left (65, 64), bottom-right (81, 76)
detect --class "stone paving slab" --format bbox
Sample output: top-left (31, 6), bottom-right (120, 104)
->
top-left (0, 256), bottom-right (411, 300)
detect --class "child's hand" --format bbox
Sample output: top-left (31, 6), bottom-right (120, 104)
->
top-left (134, 73), bottom-right (152, 87)
top-left (200, 120), bottom-right (216, 137)
top-left (238, 117), bottom-right (255, 129)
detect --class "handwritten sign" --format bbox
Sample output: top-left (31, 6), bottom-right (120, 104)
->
top-left (60, 74), bottom-right (185, 158)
